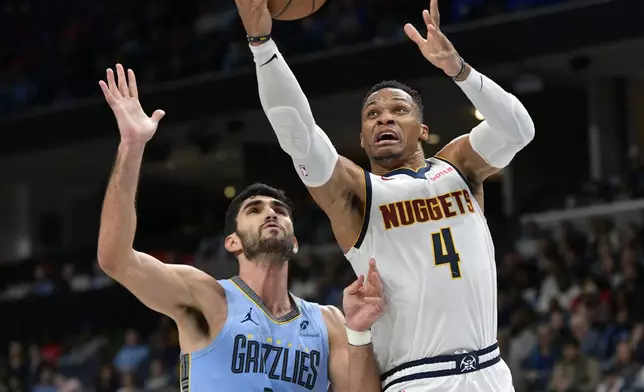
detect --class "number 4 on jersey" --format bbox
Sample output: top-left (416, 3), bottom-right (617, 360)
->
top-left (431, 228), bottom-right (462, 279)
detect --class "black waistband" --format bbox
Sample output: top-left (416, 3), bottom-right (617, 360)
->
top-left (381, 342), bottom-right (501, 391)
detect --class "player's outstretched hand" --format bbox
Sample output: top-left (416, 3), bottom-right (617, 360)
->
top-left (99, 64), bottom-right (165, 146)
top-left (234, 0), bottom-right (272, 40)
top-left (343, 259), bottom-right (387, 332)
top-left (404, 0), bottom-right (462, 78)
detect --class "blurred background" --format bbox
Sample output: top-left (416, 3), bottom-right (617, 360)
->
top-left (2, 0), bottom-right (644, 391)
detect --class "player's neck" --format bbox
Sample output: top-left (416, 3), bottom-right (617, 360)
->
top-left (238, 260), bottom-right (292, 317)
top-left (370, 150), bottom-right (426, 175)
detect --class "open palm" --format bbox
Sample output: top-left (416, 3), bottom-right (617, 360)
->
top-left (99, 64), bottom-right (165, 145)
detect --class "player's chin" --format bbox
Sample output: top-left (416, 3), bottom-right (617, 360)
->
top-left (370, 143), bottom-right (404, 160)
top-left (262, 227), bottom-right (285, 238)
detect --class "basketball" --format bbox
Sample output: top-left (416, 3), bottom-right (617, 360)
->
top-left (268, 0), bottom-right (328, 21)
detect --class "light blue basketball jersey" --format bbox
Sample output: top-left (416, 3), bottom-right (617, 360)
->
top-left (179, 276), bottom-right (330, 392)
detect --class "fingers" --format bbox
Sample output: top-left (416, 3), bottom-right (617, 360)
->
top-left (367, 259), bottom-right (385, 293)
top-left (116, 64), bottom-right (130, 98)
top-left (98, 80), bottom-right (115, 105)
top-left (106, 68), bottom-right (121, 98)
top-left (151, 110), bottom-right (166, 124)
top-left (127, 69), bottom-right (138, 98)
top-left (423, 9), bottom-right (432, 28)
top-left (104, 65), bottom-right (141, 101)
top-left (368, 258), bottom-right (376, 272)
top-left (344, 275), bottom-right (365, 295)
top-left (430, 0), bottom-right (440, 28)
top-left (404, 23), bottom-right (424, 46)
top-left (427, 24), bottom-right (451, 50)
top-left (427, 25), bottom-right (447, 52)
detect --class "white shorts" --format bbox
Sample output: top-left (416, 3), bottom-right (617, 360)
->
top-left (387, 359), bottom-right (515, 392)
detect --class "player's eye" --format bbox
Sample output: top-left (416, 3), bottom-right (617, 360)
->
top-left (395, 107), bottom-right (408, 114)
top-left (367, 110), bottom-right (378, 118)
top-left (248, 208), bottom-right (258, 214)
top-left (275, 208), bottom-right (287, 215)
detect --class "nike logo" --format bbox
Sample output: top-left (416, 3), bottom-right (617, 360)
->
top-left (260, 53), bottom-right (278, 67)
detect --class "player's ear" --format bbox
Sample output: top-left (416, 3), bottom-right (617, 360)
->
top-left (225, 233), bottom-right (242, 253)
top-left (360, 132), bottom-right (365, 149)
top-left (292, 237), bottom-right (299, 255)
top-left (419, 124), bottom-right (429, 142)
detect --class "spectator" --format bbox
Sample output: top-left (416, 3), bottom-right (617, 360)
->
top-left (52, 373), bottom-right (82, 392)
top-left (596, 366), bottom-right (625, 392)
top-left (523, 324), bottom-right (559, 391)
top-left (31, 266), bottom-right (54, 297)
top-left (94, 365), bottom-right (120, 392)
top-left (6, 342), bottom-right (27, 387)
top-left (548, 336), bottom-right (600, 392)
top-left (569, 312), bottom-right (602, 358)
top-left (605, 340), bottom-right (640, 387)
top-left (143, 359), bottom-right (171, 391)
top-left (113, 329), bottom-right (149, 374)
top-left (31, 367), bottom-right (56, 392)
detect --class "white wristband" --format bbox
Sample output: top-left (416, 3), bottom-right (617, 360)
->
top-left (345, 326), bottom-right (372, 346)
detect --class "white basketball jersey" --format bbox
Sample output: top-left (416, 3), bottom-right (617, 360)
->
top-left (345, 157), bottom-right (498, 374)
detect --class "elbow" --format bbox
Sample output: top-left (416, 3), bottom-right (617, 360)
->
top-left (96, 247), bottom-right (133, 275)
top-left (97, 251), bottom-right (117, 274)
top-left (512, 97), bottom-right (535, 145)
top-left (521, 114), bottom-right (535, 145)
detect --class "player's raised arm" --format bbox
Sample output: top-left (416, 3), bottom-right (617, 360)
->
top-left (405, 0), bottom-right (535, 183)
top-left (234, 0), bottom-right (366, 252)
top-left (97, 65), bottom-right (218, 320)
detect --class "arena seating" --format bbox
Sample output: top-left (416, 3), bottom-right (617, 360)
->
top-left (0, 0), bottom-right (574, 116)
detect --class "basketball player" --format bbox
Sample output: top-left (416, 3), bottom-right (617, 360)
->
top-left (235, 0), bottom-right (535, 390)
top-left (96, 64), bottom-right (387, 391)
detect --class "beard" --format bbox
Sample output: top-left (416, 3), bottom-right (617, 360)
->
top-left (371, 151), bottom-right (403, 162)
top-left (237, 228), bottom-right (295, 264)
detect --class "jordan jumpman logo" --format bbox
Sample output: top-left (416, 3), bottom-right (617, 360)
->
top-left (241, 308), bottom-right (259, 325)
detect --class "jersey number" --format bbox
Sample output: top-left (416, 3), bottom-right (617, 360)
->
top-left (432, 228), bottom-right (462, 279)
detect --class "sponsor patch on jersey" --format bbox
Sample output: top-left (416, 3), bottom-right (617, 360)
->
top-left (299, 320), bottom-right (321, 338)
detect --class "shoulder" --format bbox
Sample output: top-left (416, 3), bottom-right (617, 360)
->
top-left (338, 156), bottom-right (366, 181)
top-left (320, 305), bottom-right (345, 324)
top-left (319, 306), bottom-right (347, 349)
top-left (320, 305), bottom-right (345, 332)
top-left (169, 263), bottom-right (218, 283)
top-left (168, 263), bottom-right (226, 298)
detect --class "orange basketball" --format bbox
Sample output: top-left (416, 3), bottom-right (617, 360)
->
top-left (268, 0), bottom-right (328, 21)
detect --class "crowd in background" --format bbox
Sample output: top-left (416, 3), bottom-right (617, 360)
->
top-left (1, 0), bottom-right (570, 116)
top-left (2, 0), bottom-right (633, 391)
top-left (3, 208), bottom-right (644, 391)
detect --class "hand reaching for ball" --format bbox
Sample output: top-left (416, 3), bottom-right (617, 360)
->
top-left (235, 0), bottom-right (329, 43)
top-left (235, 0), bottom-right (273, 41)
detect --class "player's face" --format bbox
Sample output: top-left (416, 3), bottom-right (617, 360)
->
top-left (234, 196), bottom-right (296, 262)
top-left (360, 88), bottom-right (428, 165)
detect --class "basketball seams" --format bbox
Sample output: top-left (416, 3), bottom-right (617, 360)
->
top-left (272, 0), bottom-right (293, 18)
top-left (271, 0), bottom-right (319, 20)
